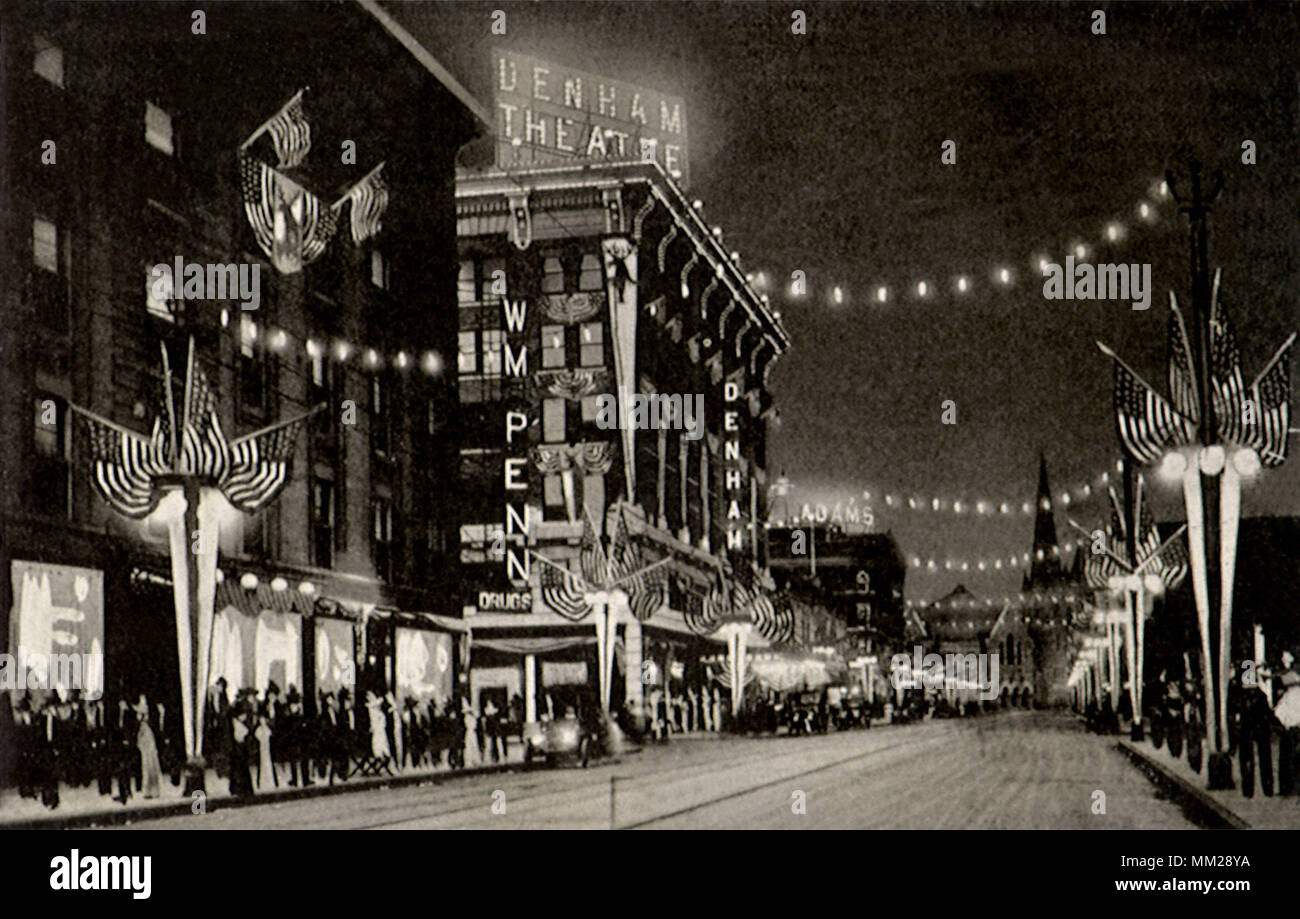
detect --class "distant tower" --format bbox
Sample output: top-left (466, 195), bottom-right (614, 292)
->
top-left (1024, 454), bottom-right (1064, 590)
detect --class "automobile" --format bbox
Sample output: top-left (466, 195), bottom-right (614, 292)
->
top-left (787, 690), bottom-right (827, 735)
top-left (523, 714), bottom-right (592, 768)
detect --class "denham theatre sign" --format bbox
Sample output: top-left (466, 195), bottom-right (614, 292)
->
top-left (494, 50), bottom-right (689, 187)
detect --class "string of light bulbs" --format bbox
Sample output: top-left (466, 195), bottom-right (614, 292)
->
top-left (744, 179), bottom-right (1172, 307)
top-left (907, 539), bottom-right (1092, 577)
top-left (222, 308), bottom-right (446, 377)
top-left (773, 460), bottom-right (1126, 525)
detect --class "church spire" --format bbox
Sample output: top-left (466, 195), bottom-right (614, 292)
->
top-left (1025, 453), bottom-right (1064, 589)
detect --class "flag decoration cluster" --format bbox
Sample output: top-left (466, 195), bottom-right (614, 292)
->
top-left (240, 89), bottom-right (390, 274)
top-left (72, 340), bottom-right (324, 519)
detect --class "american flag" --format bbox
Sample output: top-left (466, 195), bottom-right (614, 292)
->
top-left (347, 167), bottom-right (389, 244)
top-left (1166, 297), bottom-right (1199, 423)
top-left (1106, 346), bottom-right (1195, 464)
top-left (240, 152), bottom-right (276, 262)
top-left (577, 514), bottom-right (607, 587)
top-left (179, 354), bottom-right (229, 482)
top-left (752, 591), bottom-right (793, 643)
top-left (1244, 334), bottom-right (1294, 467)
top-left (223, 415), bottom-right (310, 512)
top-left (539, 559), bottom-right (591, 621)
top-left (1209, 298), bottom-right (1246, 445)
top-left (607, 517), bottom-right (668, 622)
top-left (680, 576), bottom-right (719, 636)
top-left (78, 413), bottom-right (169, 519)
top-left (266, 93), bottom-right (312, 170)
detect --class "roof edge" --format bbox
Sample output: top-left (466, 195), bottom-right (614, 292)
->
top-left (356, 0), bottom-right (493, 132)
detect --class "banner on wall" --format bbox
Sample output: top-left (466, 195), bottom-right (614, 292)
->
top-left (395, 627), bottom-right (453, 708)
top-left (210, 606), bottom-right (303, 700)
top-left (6, 561), bottom-right (105, 700)
top-left (315, 616), bottom-right (356, 698)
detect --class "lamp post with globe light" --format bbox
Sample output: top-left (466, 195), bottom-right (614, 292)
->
top-left (1099, 158), bottom-right (1294, 790)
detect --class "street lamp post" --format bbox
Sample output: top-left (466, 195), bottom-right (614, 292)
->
top-left (1103, 156), bottom-right (1294, 791)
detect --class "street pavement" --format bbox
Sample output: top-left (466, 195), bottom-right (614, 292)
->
top-left (114, 710), bottom-right (1197, 829)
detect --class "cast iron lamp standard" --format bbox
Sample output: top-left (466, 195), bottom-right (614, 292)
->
top-left (71, 339), bottom-right (322, 796)
top-left (1100, 157), bottom-right (1294, 791)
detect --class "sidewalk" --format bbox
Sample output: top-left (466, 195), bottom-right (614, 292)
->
top-left (1118, 734), bottom-right (1300, 829)
top-left (0, 745), bottom-right (526, 830)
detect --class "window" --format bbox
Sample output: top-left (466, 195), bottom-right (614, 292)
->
top-left (30, 217), bottom-right (69, 334)
top-left (309, 346), bottom-right (333, 439)
top-left (541, 257), bottom-right (564, 294)
top-left (458, 331), bottom-right (478, 375)
top-left (371, 249), bottom-right (388, 289)
top-left (544, 474), bottom-right (564, 508)
top-left (311, 479), bottom-right (335, 568)
top-left (239, 317), bottom-right (266, 417)
top-left (457, 260), bottom-right (476, 304)
top-left (458, 257), bottom-right (506, 304)
top-left (481, 257), bottom-right (505, 301)
top-left (145, 101), bottom-right (174, 155)
top-left (579, 253), bottom-right (603, 291)
top-left (541, 324), bottom-right (566, 369)
top-left (481, 329), bottom-right (504, 376)
top-left (372, 499), bottom-right (393, 581)
top-left (33, 217), bottom-right (59, 273)
top-left (581, 395), bottom-right (601, 423)
top-left (33, 37), bottom-right (63, 88)
top-left (580, 322), bottom-right (604, 366)
top-left (542, 398), bottom-right (565, 443)
top-left (32, 394), bottom-right (70, 517)
top-left (371, 374), bottom-right (391, 457)
top-left (145, 264), bottom-right (174, 322)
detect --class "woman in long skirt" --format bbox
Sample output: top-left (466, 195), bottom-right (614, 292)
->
top-left (255, 712), bottom-right (277, 791)
top-left (133, 695), bottom-right (163, 799)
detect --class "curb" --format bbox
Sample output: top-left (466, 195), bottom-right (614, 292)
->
top-left (2, 759), bottom-right (524, 830)
top-left (1116, 740), bottom-right (1249, 830)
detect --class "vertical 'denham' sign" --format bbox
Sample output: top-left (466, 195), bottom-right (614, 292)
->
top-left (503, 294), bottom-right (531, 590)
top-left (724, 380), bottom-right (744, 552)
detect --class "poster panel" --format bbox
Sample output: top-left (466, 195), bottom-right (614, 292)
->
top-left (210, 607), bottom-right (302, 699)
top-left (395, 627), bottom-right (452, 708)
top-left (315, 616), bottom-right (356, 698)
top-left (7, 561), bottom-right (105, 700)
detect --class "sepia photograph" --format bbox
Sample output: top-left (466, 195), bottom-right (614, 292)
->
top-left (0, 0), bottom-right (1296, 900)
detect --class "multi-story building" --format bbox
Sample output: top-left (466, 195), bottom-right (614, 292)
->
top-left (454, 159), bottom-right (790, 723)
top-left (767, 522), bottom-right (907, 695)
top-left (0, 0), bottom-right (488, 778)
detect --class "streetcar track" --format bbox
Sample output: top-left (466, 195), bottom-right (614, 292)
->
top-left (617, 732), bottom-right (954, 829)
top-left (353, 724), bottom-right (957, 830)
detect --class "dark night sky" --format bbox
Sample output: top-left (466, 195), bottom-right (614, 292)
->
top-left (390, 1), bottom-right (1300, 602)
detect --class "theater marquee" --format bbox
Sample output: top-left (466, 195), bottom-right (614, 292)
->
top-left (494, 50), bottom-right (689, 187)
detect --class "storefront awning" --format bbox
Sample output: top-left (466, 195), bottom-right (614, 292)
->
top-left (216, 579), bottom-right (314, 618)
top-left (472, 636), bottom-right (597, 656)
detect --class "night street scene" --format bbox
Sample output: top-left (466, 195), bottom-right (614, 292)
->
top-left (1, 0), bottom-right (1298, 887)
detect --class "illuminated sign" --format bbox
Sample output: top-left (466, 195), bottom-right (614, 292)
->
top-left (477, 591), bottom-right (533, 613)
top-left (493, 50), bottom-right (689, 187)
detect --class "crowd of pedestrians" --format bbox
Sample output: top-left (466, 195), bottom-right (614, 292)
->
top-left (7, 682), bottom-right (532, 812)
top-left (11, 689), bottom-right (179, 810)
